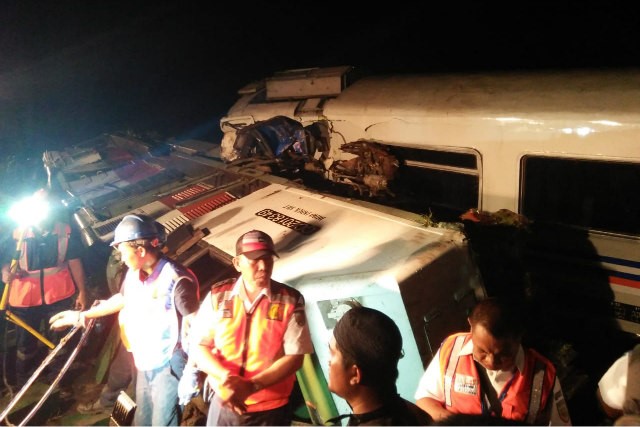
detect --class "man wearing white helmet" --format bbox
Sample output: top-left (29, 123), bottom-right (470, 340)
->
top-left (50, 214), bottom-right (200, 426)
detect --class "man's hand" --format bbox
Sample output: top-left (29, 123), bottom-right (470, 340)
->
top-left (178, 364), bottom-right (201, 406)
top-left (75, 290), bottom-right (88, 311)
top-left (49, 310), bottom-right (84, 330)
top-left (219, 374), bottom-right (259, 414)
top-left (2, 265), bottom-right (25, 283)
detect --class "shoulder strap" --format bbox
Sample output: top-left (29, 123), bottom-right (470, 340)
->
top-left (526, 358), bottom-right (547, 425)
top-left (209, 277), bottom-right (237, 308)
top-left (475, 361), bottom-right (503, 417)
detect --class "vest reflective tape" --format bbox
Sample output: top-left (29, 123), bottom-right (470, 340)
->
top-left (526, 359), bottom-right (546, 425)
top-left (16, 223), bottom-right (69, 269)
top-left (21, 264), bottom-right (67, 278)
top-left (444, 334), bottom-right (467, 407)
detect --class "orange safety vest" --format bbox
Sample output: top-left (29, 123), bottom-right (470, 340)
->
top-left (8, 223), bottom-right (77, 307)
top-left (439, 332), bottom-right (556, 425)
top-left (206, 278), bottom-right (304, 412)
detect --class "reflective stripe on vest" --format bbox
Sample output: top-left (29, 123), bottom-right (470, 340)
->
top-left (444, 334), bottom-right (467, 407)
top-left (21, 264), bottom-right (67, 278)
top-left (16, 223), bottom-right (69, 270)
top-left (525, 359), bottom-right (546, 425)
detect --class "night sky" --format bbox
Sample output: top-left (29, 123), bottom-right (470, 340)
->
top-left (2, 1), bottom-right (640, 154)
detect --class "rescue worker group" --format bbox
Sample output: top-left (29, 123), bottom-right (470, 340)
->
top-left (1, 189), bottom-right (635, 426)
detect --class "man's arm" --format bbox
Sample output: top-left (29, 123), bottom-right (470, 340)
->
top-left (83, 293), bottom-right (125, 318)
top-left (192, 342), bottom-right (229, 383)
top-left (189, 293), bottom-right (227, 383)
top-left (415, 397), bottom-right (453, 422)
top-left (173, 276), bottom-right (200, 353)
top-left (50, 293), bottom-right (124, 330)
top-left (232, 354), bottom-right (304, 395)
top-left (68, 257), bottom-right (88, 310)
top-left (415, 348), bottom-right (453, 421)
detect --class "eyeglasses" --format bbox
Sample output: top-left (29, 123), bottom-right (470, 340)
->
top-left (113, 241), bottom-right (140, 251)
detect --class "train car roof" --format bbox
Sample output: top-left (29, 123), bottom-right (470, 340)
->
top-left (324, 68), bottom-right (640, 118)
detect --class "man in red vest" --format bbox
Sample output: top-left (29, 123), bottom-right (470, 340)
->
top-left (1, 188), bottom-right (88, 389)
top-left (189, 229), bottom-right (314, 426)
top-left (414, 297), bottom-right (572, 425)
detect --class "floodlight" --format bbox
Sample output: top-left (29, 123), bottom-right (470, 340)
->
top-left (8, 193), bottom-right (50, 227)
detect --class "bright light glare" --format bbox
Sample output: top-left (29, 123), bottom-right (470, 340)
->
top-left (8, 195), bottom-right (50, 227)
top-left (561, 126), bottom-right (594, 136)
top-left (591, 120), bottom-right (620, 127)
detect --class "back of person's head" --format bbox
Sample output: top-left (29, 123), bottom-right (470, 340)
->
top-left (468, 297), bottom-right (524, 341)
top-left (333, 303), bottom-right (403, 393)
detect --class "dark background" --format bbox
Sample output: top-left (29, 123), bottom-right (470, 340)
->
top-left (2, 1), bottom-right (640, 154)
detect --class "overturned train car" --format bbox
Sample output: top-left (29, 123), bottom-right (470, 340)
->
top-left (44, 132), bottom-right (485, 423)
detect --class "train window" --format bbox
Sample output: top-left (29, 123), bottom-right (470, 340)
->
top-left (390, 146), bottom-right (481, 222)
top-left (520, 156), bottom-right (640, 236)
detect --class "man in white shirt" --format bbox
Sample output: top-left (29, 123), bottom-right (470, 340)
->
top-left (414, 297), bottom-right (572, 426)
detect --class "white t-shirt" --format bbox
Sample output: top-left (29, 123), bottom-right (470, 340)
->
top-left (599, 351), bottom-right (630, 410)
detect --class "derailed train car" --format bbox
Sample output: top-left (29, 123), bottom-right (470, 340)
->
top-left (218, 66), bottom-right (640, 340)
top-left (44, 133), bottom-right (485, 423)
top-left (213, 66), bottom-right (640, 425)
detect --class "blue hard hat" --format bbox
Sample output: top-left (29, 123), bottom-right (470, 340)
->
top-left (111, 214), bottom-right (166, 247)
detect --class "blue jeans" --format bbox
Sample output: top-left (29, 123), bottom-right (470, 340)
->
top-left (100, 336), bottom-right (135, 407)
top-left (134, 350), bottom-right (185, 426)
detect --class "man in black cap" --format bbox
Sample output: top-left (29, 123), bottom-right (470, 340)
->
top-left (327, 303), bottom-right (432, 425)
top-left (189, 229), bottom-right (313, 426)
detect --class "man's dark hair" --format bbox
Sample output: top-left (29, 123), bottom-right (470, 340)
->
top-left (468, 297), bottom-right (525, 340)
top-left (333, 303), bottom-right (404, 395)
